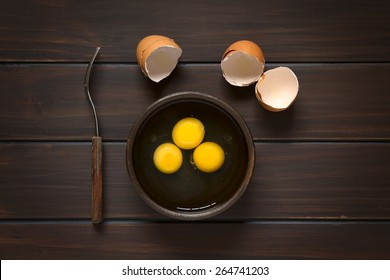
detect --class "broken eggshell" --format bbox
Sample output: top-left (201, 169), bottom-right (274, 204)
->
top-left (255, 67), bottom-right (299, 112)
top-left (221, 40), bottom-right (265, 87)
top-left (136, 35), bottom-right (182, 82)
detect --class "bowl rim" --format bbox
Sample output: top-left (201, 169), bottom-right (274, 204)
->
top-left (126, 91), bottom-right (255, 220)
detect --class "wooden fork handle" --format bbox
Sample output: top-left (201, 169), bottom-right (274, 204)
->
top-left (92, 136), bottom-right (103, 224)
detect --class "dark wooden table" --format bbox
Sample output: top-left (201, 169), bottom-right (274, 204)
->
top-left (1, 0), bottom-right (390, 259)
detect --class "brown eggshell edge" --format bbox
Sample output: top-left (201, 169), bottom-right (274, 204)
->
top-left (136, 35), bottom-right (182, 75)
top-left (222, 40), bottom-right (265, 65)
top-left (255, 70), bottom-right (298, 112)
top-left (136, 35), bottom-right (168, 65)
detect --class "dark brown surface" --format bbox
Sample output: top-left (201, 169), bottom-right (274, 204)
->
top-left (1, 64), bottom-right (390, 141)
top-left (1, 222), bottom-right (390, 259)
top-left (1, 142), bottom-right (390, 220)
top-left (1, 0), bottom-right (390, 62)
top-left (1, 0), bottom-right (390, 259)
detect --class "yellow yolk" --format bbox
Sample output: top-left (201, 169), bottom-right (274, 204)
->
top-left (172, 117), bottom-right (205, 150)
top-left (193, 142), bottom-right (225, 173)
top-left (153, 143), bottom-right (183, 174)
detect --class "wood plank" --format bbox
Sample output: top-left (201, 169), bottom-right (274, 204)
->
top-left (1, 64), bottom-right (390, 141)
top-left (1, 142), bottom-right (389, 220)
top-left (0, 0), bottom-right (389, 62)
top-left (1, 222), bottom-right (389, 259)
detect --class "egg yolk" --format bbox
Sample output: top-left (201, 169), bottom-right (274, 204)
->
top-left (172, 117), bottom-right (205, 150)
top-left (193, 142), bottom-right (225, 173)
top-left (153, 143), bottom-right (183, 174)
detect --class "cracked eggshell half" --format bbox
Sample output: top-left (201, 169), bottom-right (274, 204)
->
top-left (221, 40), bottom-right (265, 87)
top-left (136, 35), bottom-right (182, 82)
top-left (255, 67), bottom-right (299, 112)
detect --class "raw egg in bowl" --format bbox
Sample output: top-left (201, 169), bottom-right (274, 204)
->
top-left (126, 92), bottom-right (255, 220)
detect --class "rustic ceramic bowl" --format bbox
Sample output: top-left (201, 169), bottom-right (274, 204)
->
top-left (126, 92), bottom-right (255, 220)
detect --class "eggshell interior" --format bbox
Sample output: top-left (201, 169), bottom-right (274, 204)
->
top-left (255, 67), bottom-right (299, 111)
top-left (145, 46), bottom-right (182, 82)
top-left (221, 40), bottom-right (265, 87)
top-left (136, 35), bottom-right (168, 67)
top-left (221, 51), bottom-right (264, 86)
top-left (136, 35), bottom-right (182, 82)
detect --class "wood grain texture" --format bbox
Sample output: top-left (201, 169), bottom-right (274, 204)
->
top-left (1, 142), bottom-right (389, 220)
top-left (1, 222), bottom-right (390, 259)
top-left (92, 136), bottom-right (103, 224)
top-left (0, 0), bottom-right (389, 62)
top-left (1, 0), bottom-right (390, 261)
top-left (1, 64), bottom-right (390, 141)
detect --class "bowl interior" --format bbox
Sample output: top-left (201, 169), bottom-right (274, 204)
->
top-left (127, 92), bottom-right (254, 219)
